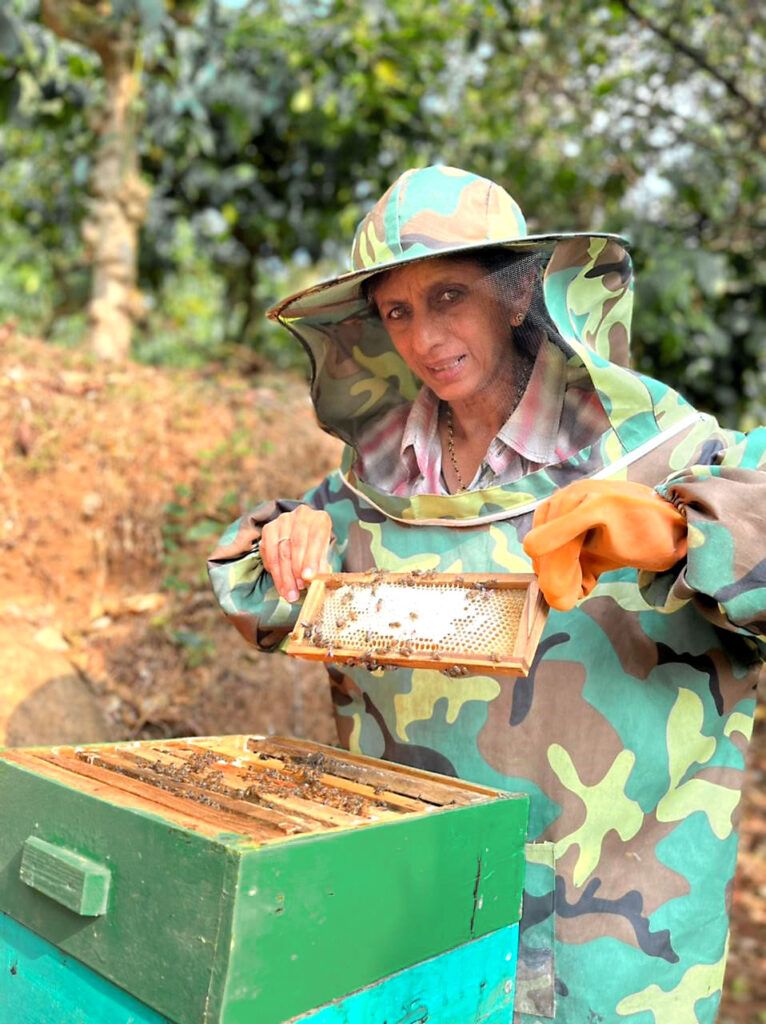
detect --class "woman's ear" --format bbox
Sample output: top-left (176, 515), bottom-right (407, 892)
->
top-left (510, 269), bottom-right (536, 324)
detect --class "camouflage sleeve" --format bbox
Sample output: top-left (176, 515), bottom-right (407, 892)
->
top-left (207, 474), bottom-right (340, 652)
top-left (640, 426), bottom-right (766, 651)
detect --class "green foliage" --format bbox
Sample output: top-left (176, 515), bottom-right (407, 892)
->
top-left (161, 471), bottom-right (240, 593)
top-left (137, 0), bottom-right (481, 347)
top-left (0, 0), bottom-right (764, 426)
top-left (0, 5), bottom-right (96, 339)
top-left (630, 225), bottom-right (766, 429)
top-left (170, 627), bottom-right (216, 668)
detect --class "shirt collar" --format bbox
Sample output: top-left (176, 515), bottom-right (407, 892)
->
top-left (400, 385), bottom-right (441, 479)
top-left (496, 340), bottom-right (567, 463)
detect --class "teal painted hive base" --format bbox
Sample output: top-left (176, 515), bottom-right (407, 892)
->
top-left (1, 912), bottom-right (519, 1024)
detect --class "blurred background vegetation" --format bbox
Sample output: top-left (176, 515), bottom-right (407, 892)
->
top-left (0, 0), bottom-right (764, 426)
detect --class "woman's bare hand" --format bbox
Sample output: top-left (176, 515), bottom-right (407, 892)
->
top-left (260, 506), bottom-right (333, 603)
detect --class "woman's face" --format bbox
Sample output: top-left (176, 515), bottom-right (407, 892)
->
top-left (371, 257), bottom-right (515, 404)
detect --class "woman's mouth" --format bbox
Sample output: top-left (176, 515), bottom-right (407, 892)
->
top-left (427, 354), bottom-right (466, 379)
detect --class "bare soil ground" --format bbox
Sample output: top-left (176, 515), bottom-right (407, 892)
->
top-left (0, 332), bottom-right (342, 748)
top-left (1, 332), bottom-right (763, 1021)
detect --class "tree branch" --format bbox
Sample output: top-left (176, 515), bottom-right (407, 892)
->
top-left (40, 0), bottom-right (132, 63)
top-left (614, 0), bottom-right (765, 130)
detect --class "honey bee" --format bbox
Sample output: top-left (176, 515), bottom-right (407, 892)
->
top-left (443, 665), bottom-right (469, 678)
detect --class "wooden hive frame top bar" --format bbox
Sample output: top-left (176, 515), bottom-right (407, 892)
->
top-left (1, 735), bottom-right (513, 846)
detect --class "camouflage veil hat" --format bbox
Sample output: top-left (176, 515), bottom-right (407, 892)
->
top-left (266, 165), bottom-right (636, 453)
top-left (267, 165), bottom-right (628, 320)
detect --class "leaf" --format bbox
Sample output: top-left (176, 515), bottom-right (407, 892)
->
top-left (222, 202), bottom-right (239, 226)
top-left (187, 519), bottom-right (225, 541)
top-left (290, 86), bottom-right (313, 113)
top-left (0, 74), bottom-right (20, 119)
top-left (21, 266), bottom-right (42, 295)
top-left (172, 628), bottom-right (206, 648)
top-left (373, 58), bottom-right (404, 90)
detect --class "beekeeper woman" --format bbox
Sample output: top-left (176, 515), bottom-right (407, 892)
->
top-left (209, 166), bottom-right (765, 1023)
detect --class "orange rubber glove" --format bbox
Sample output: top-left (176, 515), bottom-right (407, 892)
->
top-left (522, 480), bottom-right (688, 611)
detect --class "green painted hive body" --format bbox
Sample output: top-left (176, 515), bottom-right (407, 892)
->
top-left (0, 735), bottom-right (528, 1024)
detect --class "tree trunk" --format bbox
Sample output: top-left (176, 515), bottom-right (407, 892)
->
top-left (84, 45), bottom-right (148, 360)
top-left (41, 3), bottom-right (148, 361)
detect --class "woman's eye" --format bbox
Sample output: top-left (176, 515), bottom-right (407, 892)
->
top-left (386, 306), bottom-right (407, 321)
top-left (438, 288), bottom-right (462, 304)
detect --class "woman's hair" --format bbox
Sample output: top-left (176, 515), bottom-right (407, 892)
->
top-left (361, 246), bottom-right (566, 362)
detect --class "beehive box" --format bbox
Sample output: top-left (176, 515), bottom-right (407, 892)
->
top-left (0, 735), bottom-right (528, 1024)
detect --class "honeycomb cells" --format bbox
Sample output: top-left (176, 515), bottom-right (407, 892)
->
top-left (311, 580), bottom-right (524, 660)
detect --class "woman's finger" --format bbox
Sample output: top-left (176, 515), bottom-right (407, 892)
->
top-left (300, 511), bottom-right (333, 582)
top-left (274, 533), bottom-right (300, 602)
top-left (288, 511), bottom-right (313, 591)
top-left (260, 508), bottom-right (332, 602)
top-left (260, 518), bottom-right (298, 601)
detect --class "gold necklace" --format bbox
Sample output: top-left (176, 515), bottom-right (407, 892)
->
top-left (443, 358), bottom-right (535, 494)
top-left (445, 405), bottom-right (466, 492)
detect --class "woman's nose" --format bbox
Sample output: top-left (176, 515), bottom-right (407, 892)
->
top-left (408, 315), bottom-right (441, 355)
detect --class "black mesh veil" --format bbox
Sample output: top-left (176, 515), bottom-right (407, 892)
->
top-left (347, 244), bottom-right (604, 493)
top-left (361, 245), bottom-right (570, 422)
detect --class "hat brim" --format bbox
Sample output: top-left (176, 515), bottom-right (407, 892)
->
top-left (267, 231), bottom-right (630, 322)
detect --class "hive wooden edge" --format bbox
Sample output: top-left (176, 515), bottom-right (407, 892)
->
top-left (245, 734), bottom-right (527, 802)
top-left (0, 734), bottom-right (530, 819)
top-left (0, 746), bottom-right (247, 842)
top-left (306, 571), bottom-right (538, 587)
top-left (0, 749), bottom-right (411, 847)
top-left (284, 646), bottom-right (538, 676)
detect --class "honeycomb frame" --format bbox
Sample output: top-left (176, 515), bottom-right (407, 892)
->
top-left (285, 571), bottom-right (548, 677)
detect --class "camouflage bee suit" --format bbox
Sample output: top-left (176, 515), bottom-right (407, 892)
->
top-left (209, 167), bottom-right (765, 1023)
